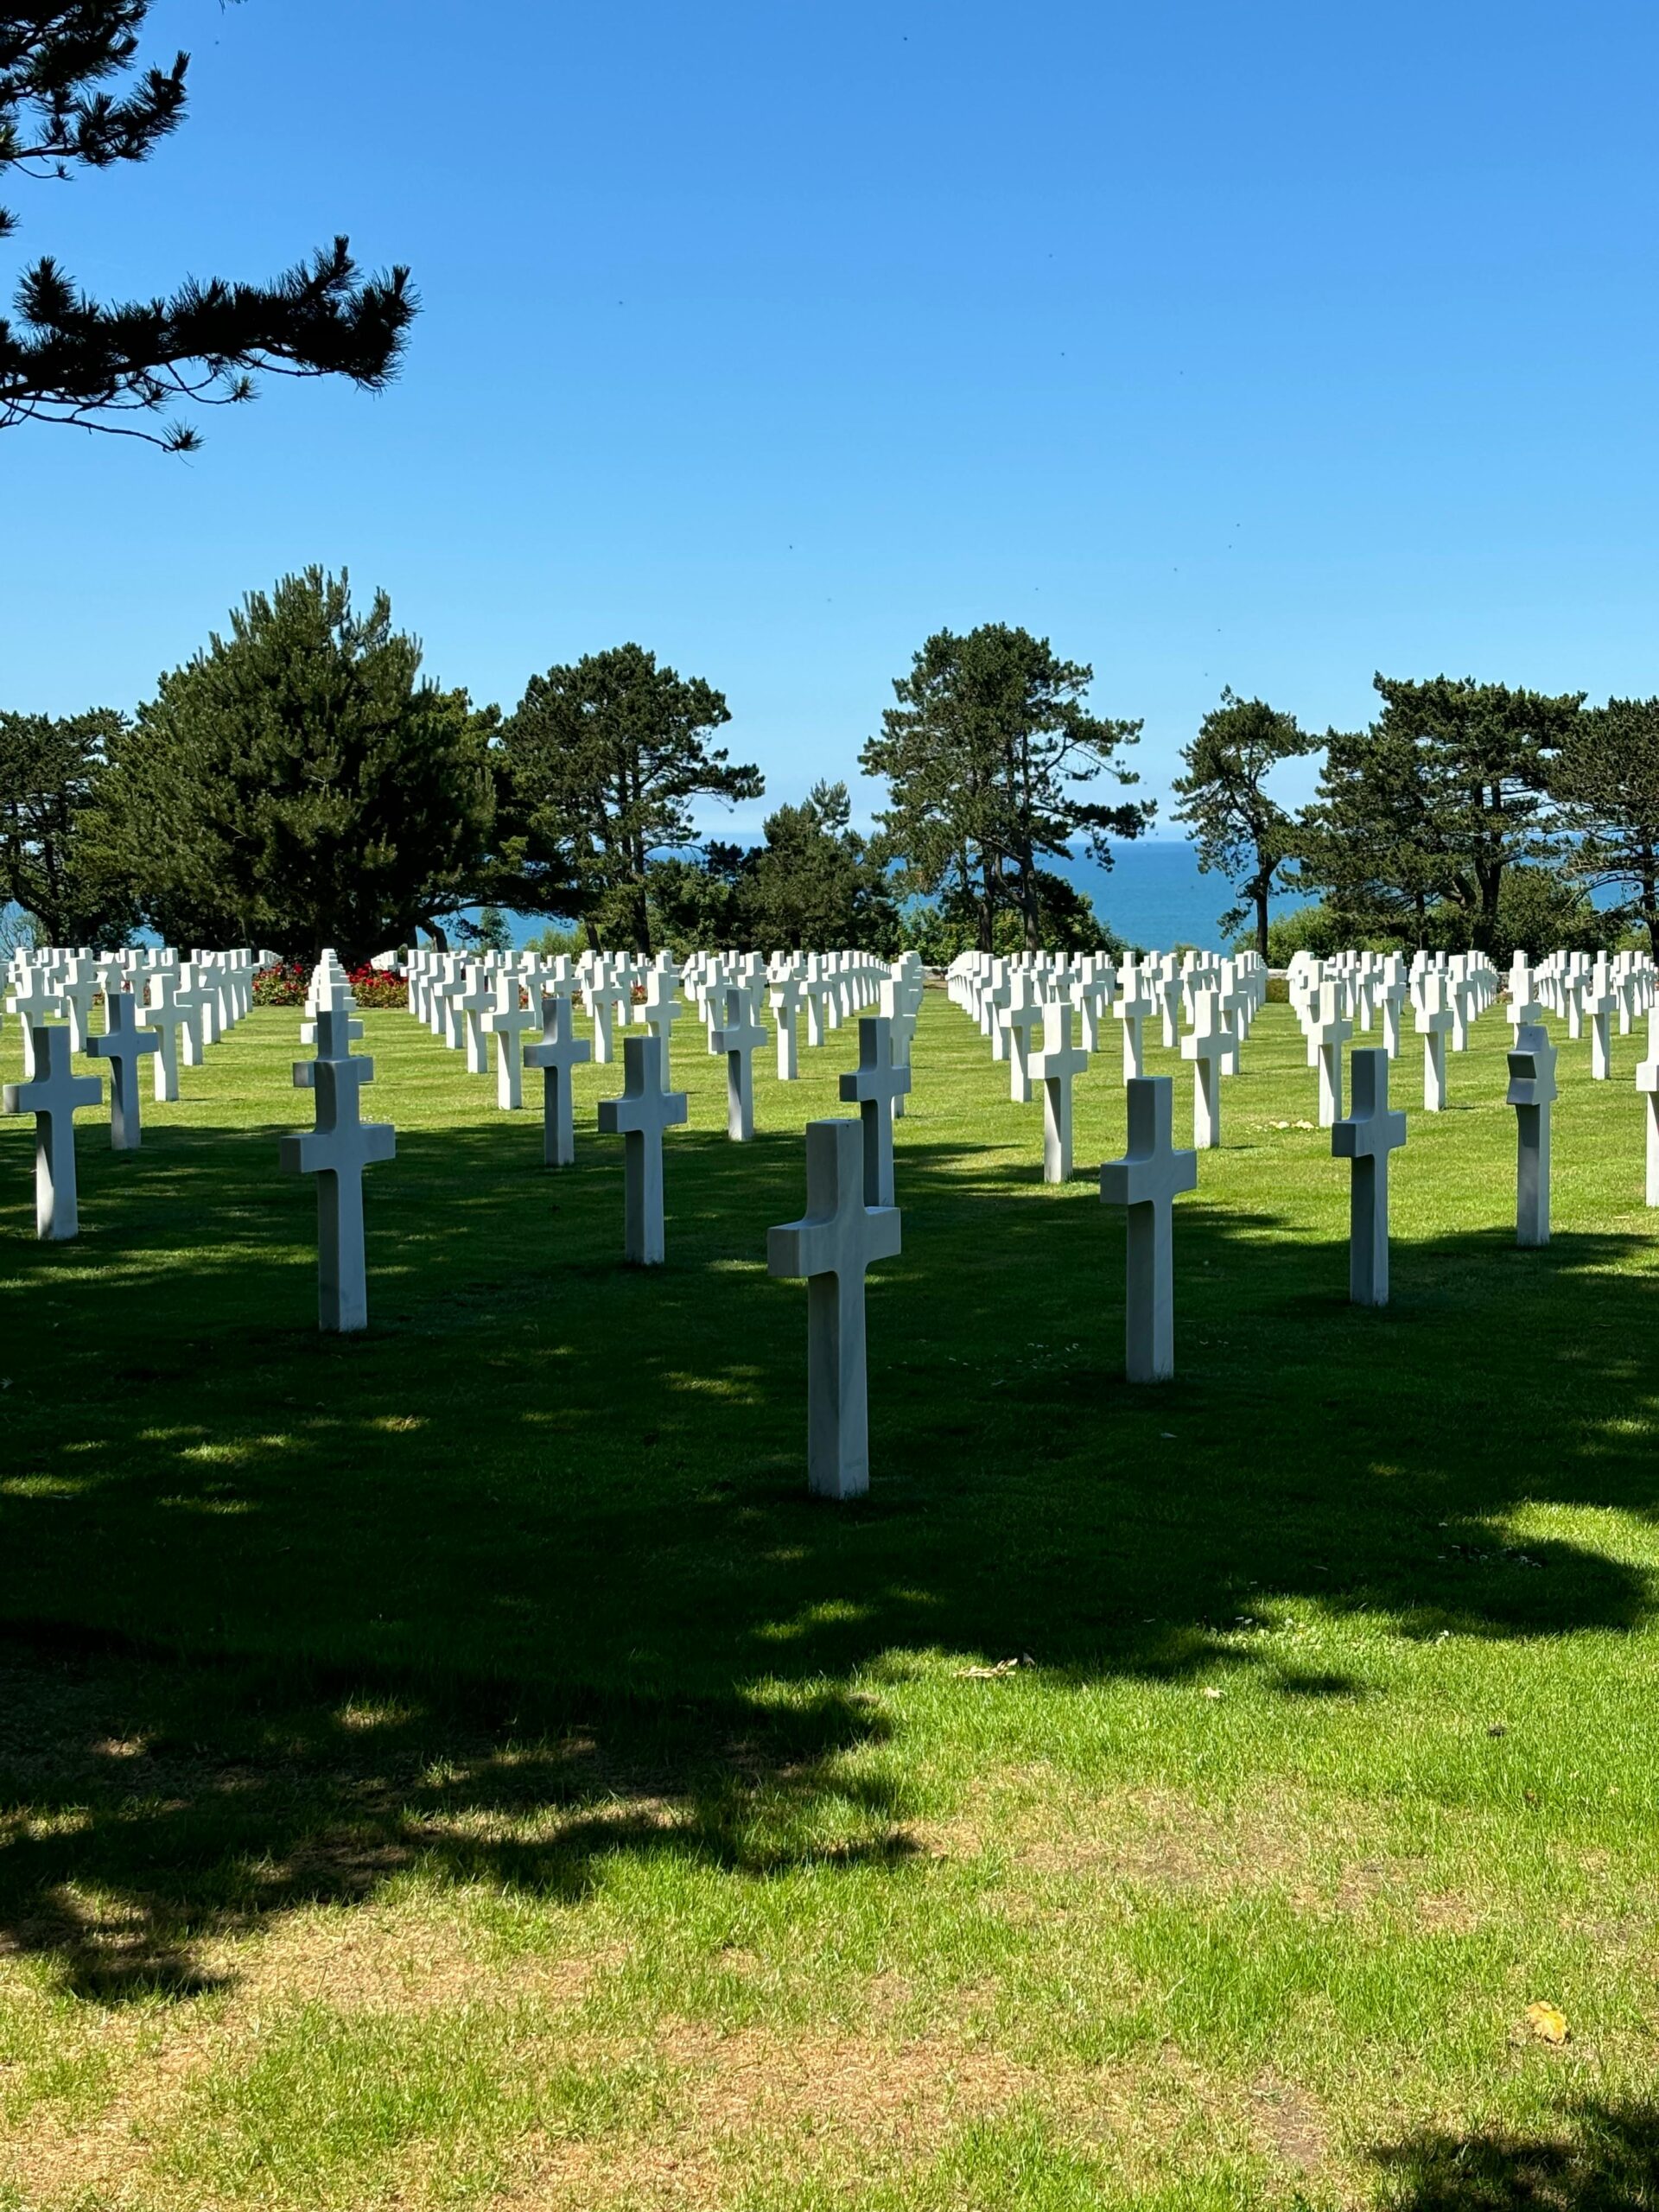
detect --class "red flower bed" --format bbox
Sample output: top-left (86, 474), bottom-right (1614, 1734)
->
top-left (251, 961), bottom-right (409, 1009)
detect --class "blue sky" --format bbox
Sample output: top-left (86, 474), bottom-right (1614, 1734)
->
top-left (3, 0), bottom-right (1656, 839)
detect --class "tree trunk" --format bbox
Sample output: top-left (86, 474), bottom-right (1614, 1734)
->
top-left (1255, 882), bottom-right (1269, 959)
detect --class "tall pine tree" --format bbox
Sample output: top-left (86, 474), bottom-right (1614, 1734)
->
top-left (86, 569), bottom-right (493, 960)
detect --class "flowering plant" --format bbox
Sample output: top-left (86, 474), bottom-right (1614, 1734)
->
top-left (251, 961), bottom-right (409, 1009)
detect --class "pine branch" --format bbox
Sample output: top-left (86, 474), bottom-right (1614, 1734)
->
top-left (0, 238), bottom-right (416, 448)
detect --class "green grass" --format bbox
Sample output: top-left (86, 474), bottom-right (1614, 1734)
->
top-left (3, 988), bottom-right (1659, 2209)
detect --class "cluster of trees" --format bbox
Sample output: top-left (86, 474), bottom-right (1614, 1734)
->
top-left (1174, 677), bottom-right (1659, 962)
top-left (0, 571), bottom-right (911, 963)
top-left (6, 571), bottom-right (1658, 966)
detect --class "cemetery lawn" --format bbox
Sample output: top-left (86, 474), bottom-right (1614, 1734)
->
top-left (6, 994), bottom-right (1659, 2212)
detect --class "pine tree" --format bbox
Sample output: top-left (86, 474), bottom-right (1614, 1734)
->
top-left (1553, 697), bottom-right (1659, 957)
top-left (861, 625), bottom-right (1148, 953)
top-left (496, 644), bottom-right (762, 954)
top-left (84, 569), bottom-right (493, 960)
top-left (744, 781), bottom-right (898, 952)
top-left (0, 705), bottom-right (132, 943)
top-left (0, 4), bottom-right (413, 449)
top-left (1170, 690), bottom-right (1316, 957)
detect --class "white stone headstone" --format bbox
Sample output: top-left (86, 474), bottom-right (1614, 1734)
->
top-left (523, 990), bottom-right (591, 1166)
top-left (278, 1007), bottom-right (397, 1332)
top-left (1506, 1022), bottom-right (1557, 1248)
top-left (2, 1024), bottom-right (103, 1238)
top-left (1331, 1046), bottom-right (1407, 1306)
top-left (595, 1033), bottom-right (687, 1263)
top-left (767, 1117), bottom-right (901, 1500)
top-left (86, 992), bottom-right (159, 1151)
top-left (1099, 1075), bottom-right (1198, 1382)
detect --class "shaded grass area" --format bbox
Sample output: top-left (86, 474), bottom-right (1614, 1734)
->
top-left (3, 993), bottom-right (1659, 2208)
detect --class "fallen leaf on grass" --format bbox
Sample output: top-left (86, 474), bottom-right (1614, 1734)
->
top-left (955, 1656), bottom-right (1036, 1679)
top-left (1203, 1686), bottom-right (1224, 1700)
top-left (1524, 2001), bottom-right (1569, 2044)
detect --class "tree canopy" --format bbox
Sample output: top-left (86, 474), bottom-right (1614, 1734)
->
top-left (861, 623), bottom-right (1149, 953)
top-left (0, 2), bottom-right (413, 449)
top-left (1295, 675), bottom-right (1583, 950)
top-left (496, 644), bottom-right (762, 953)
top-left (1170, 689), bottom-right (1316, 956)
top-left (1552, 696), bottom-right (1659, 957)
top-left (0, 703), bottom-right (129, 943)
top-left (83, 568), bottom-right (493, 962)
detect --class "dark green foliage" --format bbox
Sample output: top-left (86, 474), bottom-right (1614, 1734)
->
top-left (1171, 689), bottom-right (1316, 956)
top-left (1296, 675), bottom-right (1582, 949)
top-left (496, 644), bottom-right (762, 954)
top-left (899, 868), bottom-right (1122, 963)
top-left (0, 3), bottom-right (413, 449)
top-left (644, 841), bottom-right (753, 954)
top-left (0, 703), bottom-right (132, 944)
top-left (464, 905), bottom-right (513, 957)
top-left (84, 569), bottom-right (493, 963)
top-left (861, 624), bottom-right (1150, 955)
top-left (741, 780), bottom-right (898, 954)
top-left (1553, 697), bottom-right (1659, 957)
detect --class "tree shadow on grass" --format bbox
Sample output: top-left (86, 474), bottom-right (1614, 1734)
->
top-left (0, 1620), bottom-right (911, 2004)
top-left (3, 1104), bottom-right (1659, 2001)
top-left (1371, 2102), bottom-right (1659, 2209)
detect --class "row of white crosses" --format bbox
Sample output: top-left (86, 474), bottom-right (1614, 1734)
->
top-left (1291, 947), bottom-right (1658, 1122)
top-left (1288, 950), bottom-right (1500, 1120)
top-left (947, 947), bottom-right (1269, 1174)
top-left (397, 942), bottom-right (922, 1151)
top-left (2, 944), bottom-right (271, 1237)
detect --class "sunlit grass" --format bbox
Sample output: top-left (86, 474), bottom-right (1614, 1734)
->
top-left (1, 988), bottom-right (1657, 2208)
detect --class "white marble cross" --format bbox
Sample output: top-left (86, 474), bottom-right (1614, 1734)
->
top-left (596, 1033), bottom-right (688, 1262)
top-left (767, 1116), bottom-right (902, 1499)
top-left (6, 967), bottom-right (61, 1079)
top-left (1414, 975), bottom-right (1454, 1113)
top-left (710, 984), bottom-right (766, 1141)
top-left (1307, 981), bottom-right (1352, 1127)
top-left (523, 990), bottom-right (592, 1166)
top-left (997, 973), bottom-right (1046, 1103)
top-left (1115, 961), bottom-right (1157, 1082)
top-left (1099, 1075), bottom-right (1198, 1382)
top-left (1506, 1021), bottom-right (1557, 1247)
top-left (279, 1008), bottom-right (397, 1332)
top-left (86, 992), bottom-right (160, 1150)
top-left (482, 973), bottom-right (537, 1110)
top-left (58, 956), bottom-right (99, 1053)
top-left (640, 969), bottom-right (684, 1090)
top-left (1638, 1013), bottom-right (1659, 1207)
top-left (839, 1014), bottom-right (910, 1205)
top-left (450, 964), bottom-right (495, 1076)
top-left (3, 1024), bottom-right (103, 1238)
top-left (586, 969), bottom-right (629, 1064)
top-left (1586, 963), bottom-right (1618, 1081)
top-left (138, 970), bottom-right (191, 1102)
top-left (1378, 957), bottom-right (1409, 1059)
top-left (1029, 999), bottom-right (1088, 1183)
top-left (770, 973), bottom-right (806, 1080)
top-left (1331, 1046), bottom-right (1407, 1306)
top-left (1180, 987), bottom-right (1234, 1150)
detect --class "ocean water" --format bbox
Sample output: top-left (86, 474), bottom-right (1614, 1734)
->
top-left (1052, 840), bottom-right (1295, 953)
top-left (487, 838), bottom-right (1283, 956)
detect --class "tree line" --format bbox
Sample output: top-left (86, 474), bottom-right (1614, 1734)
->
top-left (1174, 679), bottom-right (1659, 963)
top-left (1, 569), bottom-right (1655, 966)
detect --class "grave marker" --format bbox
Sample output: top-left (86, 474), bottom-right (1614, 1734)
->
top-left (767, 1116), bottom-right (901, 1500)
top-left (1099, 1075), bottom-right (1198, 1382)
top-left (1331, 1046), bottom-right (1407, 1306)
top-left (86, 992), bottom-right (160, 1150)
top-left (2, 1025), bottom-right (103, 1238)
top-left (596, 1033), bottom-right (687, 1263)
